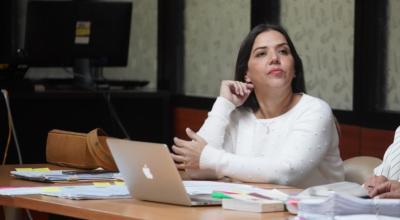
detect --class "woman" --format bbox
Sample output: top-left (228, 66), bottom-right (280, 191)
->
top-left (172, 23), bottom-right (344, 188)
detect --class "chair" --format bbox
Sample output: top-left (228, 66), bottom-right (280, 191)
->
top-left (343, 156), bottom-right (382, 184)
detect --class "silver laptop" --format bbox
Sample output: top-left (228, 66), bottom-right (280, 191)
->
top-left (106, 138), bottom-right (221, 206)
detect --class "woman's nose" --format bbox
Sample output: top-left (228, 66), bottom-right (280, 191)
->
top-left (268, 52), bottom-right (280, 64)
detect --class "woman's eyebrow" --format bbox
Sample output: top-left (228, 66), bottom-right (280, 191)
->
top-left (252, 42), bottom-right (289, 53)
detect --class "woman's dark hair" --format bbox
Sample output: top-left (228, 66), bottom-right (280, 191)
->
top-left (234, 23), bottom-right (306, 111)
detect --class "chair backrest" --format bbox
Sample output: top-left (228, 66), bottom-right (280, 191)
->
top-left (343, 156), bottom-right (382, 184)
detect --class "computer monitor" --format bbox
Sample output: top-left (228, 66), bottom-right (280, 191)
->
top-left (24, 0), bottom-right (132, 89)
top-left (0, 0), bottom-right (13, 65)
top-left (0, 0), bottom-right (27, 82)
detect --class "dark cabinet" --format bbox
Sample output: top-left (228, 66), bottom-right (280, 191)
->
top-left (0, 90), bottom-right (172, 164)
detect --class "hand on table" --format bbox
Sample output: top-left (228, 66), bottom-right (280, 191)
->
top-left (171, 128), bottom-right (207, 170)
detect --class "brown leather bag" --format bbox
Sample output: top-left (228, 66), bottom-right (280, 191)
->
top-left (46, 128), bottom-right (118, 171)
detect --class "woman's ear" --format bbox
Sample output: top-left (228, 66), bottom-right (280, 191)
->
top-left (244, 75), bottom-right (251, 83)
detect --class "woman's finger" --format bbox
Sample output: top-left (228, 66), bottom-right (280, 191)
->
top-left (234, 81), bottom-right (243, 96)
top-left (185, 128), bottom-right (207, 145)
top-left (173, 137), bottom-right (189, 147)
top-left (185, 128), bottom-right (200, 142)
top-left (175, 162), bottom-right (186, 170)
top-left (172, 145), bottom-right (186, 155)
top-left (171, 153), bottom-right (185, 163)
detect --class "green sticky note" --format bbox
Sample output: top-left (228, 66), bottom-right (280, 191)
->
top-left (211, 191), bottom-right (232, 199)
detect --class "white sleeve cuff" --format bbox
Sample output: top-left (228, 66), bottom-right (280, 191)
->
top-left (199, 145), bottom-right (224, 171)
top-left (210, 97), bottom-right (236, 117)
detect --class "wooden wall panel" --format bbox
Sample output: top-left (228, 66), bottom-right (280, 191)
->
top-left (173, 108), bottom-right (208, 139)
top-left (360, 127), bottom-right (395, 159)
top-left (339, 124), bottom-right (361, 160)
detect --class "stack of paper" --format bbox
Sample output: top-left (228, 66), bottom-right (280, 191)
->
top-left (10, 170), bottom-right (119, 182)
top-left (183, 181), bottom-right (290, 201)
top-left (297, 192), bottom-right (400, 218)
top-left (0, 186), bottom-right (51, 196)
top-left (0, 184), bottom-right (130, 200)
top-left (296, 181), bottom-right (368, 198)
top-left (42, 184), bottom-right (130, 200)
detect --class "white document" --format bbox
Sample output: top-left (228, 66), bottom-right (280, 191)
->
top-left (0, 180), bottom-right (290, 202)
top-left (335, 214), bottom-right (400, 220)
top-left (42, 185), bottom-right (131, 200)
top-left (297, 192), bottom-right (400, 218)
top-left (0, 184), bottom-right (130, 200)
top-left (183, 181), bottom-right (254, 195)
top-left (0, 186), bottom-right (50, 196)
top-left (297, 181), bottom-right (368, 198)
top-left (10, 170), bottom-right (119, 182)
top-left (183, 180), bottom-right (289, 201)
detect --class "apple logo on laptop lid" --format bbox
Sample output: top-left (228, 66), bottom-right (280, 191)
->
top-left (142, 164), bottom-right (154, 179)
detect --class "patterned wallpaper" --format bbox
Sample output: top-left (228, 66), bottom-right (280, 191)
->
top-left (26, 0), bottom-right (158, 90)
top-left (183, 0), bottom-right (250, 97)
top-left (386, 0), bottom-right (400, 111)
top-left (280, 0), bottom-right (354, 110)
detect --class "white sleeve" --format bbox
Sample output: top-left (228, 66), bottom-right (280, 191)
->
top-left (199, 99), bottom-right (338, 185)
top-left (197, 96), bottom-right (236, 149)
top-left (374, 126), bottom-right (400, 180)
top-left (184, 96), bottom-right (236, 180)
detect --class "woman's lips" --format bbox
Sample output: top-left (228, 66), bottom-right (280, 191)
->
top-left (268, 69), bottom-right (284, 76)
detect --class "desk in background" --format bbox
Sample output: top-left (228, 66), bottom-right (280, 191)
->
top-left (0, 90), bottom-right (172, 164)
top-left (0, 164), bottom-right (300, 220)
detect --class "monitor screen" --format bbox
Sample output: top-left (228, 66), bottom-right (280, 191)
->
top-left (24, 0), bottom-right (132, 87)
top-left (0, 0), bottom-right (28, 82)
top-left (0, 0), bottom-right (13, 64)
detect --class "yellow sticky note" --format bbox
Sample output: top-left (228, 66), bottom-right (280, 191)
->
top-left (15, 168), bottom-right (33, 171)
top-left (75, 21), bottom-right (91, 36)
top-left (93, 182), bottom-right (111, 187)
top-left (32, 168), bottom-right (51, 172)
top-left (42, 187), bottom-right (61, 193)
top-left (114, 181), bottom-right (125, 186)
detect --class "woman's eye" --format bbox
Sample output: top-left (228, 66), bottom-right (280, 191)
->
top-left (278, 49), bottom-right (289, 55)
top-left (255, 52), bottom-right (266, 57)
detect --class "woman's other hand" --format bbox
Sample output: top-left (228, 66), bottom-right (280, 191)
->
top-left (171, 128), bottom-right (207, 170)
top-left (219, 80), bottom-right (253, 107)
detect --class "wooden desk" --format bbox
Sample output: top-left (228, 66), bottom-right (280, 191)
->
top-left (0, 164), bottom-right (300, 220)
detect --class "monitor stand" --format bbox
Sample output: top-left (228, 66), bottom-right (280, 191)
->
top-left (73, 58), bottom-right (96, 90)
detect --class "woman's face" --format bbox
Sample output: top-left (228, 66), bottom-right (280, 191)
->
top-left (246, 30), bottom-right (295, 92)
